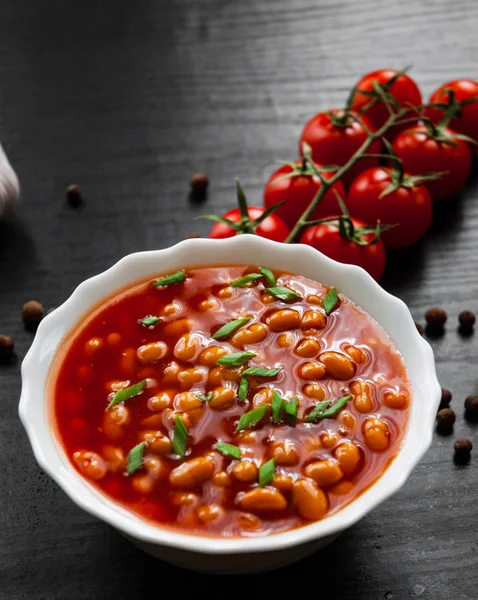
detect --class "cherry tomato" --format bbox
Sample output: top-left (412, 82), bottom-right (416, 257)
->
top-left (208, 206), bottom-right (290, 242)
top-left (351, 69), bottom-right (421, 139)
top-left (300, 217), bottom-right (386, 282)
top-left (263, 161), bottom-right (347, 228)
top-left (423, 79), bottom-right (478, 144)
top-left (392, 125), bottom-right (472, 201)
top-left (347, 167), bottom-right (433, 249)
top-left (299, 110), bottom-right (382, 188)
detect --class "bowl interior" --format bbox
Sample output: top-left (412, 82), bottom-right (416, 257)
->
top-left (19, 236), bottom-right (441, 554)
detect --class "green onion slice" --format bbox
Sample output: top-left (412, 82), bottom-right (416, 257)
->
top-left (259, 458), bottom-right (275, 487)
top-left (230, 273), bottom-right (263, 287)
top-left (108, 380), bottom-right (146, 409)
top-left (216, 351), bottom-right (256, 367)
top-left (238, 377), bottom-right (249, 403)
top-left (284, 396), bottom-right (298, 424)
top-left (260, 266), bottom-right (276, 287)
top-left (172, 415), bottom-right (188, 457)
top-left (138, 315), bottom-right (162, 327)
top-left (305, 395), bottom-right (352, 423)
top-left (215, 442), bottom-right (241, 460)
top-left (127, 442), bottom-right (146, 475)
top-left (323, 288), bottom-right (339, 314)
top-left (196, 392), bottom-right (213, 403)
top-left (153, 270), bottom-right (186, 287)
top-left (236, 405), bottom-right (267, 431)
top-left (266, 286), bottom-right (302, 302)
top-left (271, 391), bottom-right (284, 424)
top-left (242, 366), bottom-right (282, 378)
top-left (212, 316), bottom-right (252, 340)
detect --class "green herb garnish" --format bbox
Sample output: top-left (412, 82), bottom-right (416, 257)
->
top-left (127, 442), bottom-right (146, 475)
top-left (238, 377), bottom-right (249, 403)
top-left (266, 286), bottom-right (302, 302)
top-left (138, 315), bottom-right (162, 327)
top-left (216, 351), bottom-right (256, 367)
top-left (212, 316), bottom-right (252, 340)
top-left (323, 288), bottom-right (339, 314)
top-left (153, 270), bottom-right (186, 287)
top-left (260, 266), bottom-right (276, 287)
top-left (236, 405), bottom-right (267, 431)
top-left (242, 366), bottom-right (282, 378)
top-left (172, 415), bottom-right (188, 457)
top-left (215, 442), bottom-right (241, 460)
top-left (271, 391), bottom-right (284, 424)
top-left (108, 380), bottom-right (146, 409)
top-left (259, 458), bottom-right (275, 487)
top-left (284, 396), bottom-right (298, 424)
top-left (196, 392), bottom-right (214, 403)
top-left (230, 273), bottom-right (263, 288)
top-left (304, 395), bottom-right (352, 423)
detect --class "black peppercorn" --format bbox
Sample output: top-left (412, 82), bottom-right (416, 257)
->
top-left (66, 184), bottom-right (83, 208)
top-left (439, 388), bottom-right (452, 409)
top-left (22, 300), bottom-right (44, 329)
top-left (436, 407), bottom-right (456, 431)
top-left (464, 395), bottom-right (478, 415)
top-left (454, 437), bottom-right (472, 456)
top-left (458, 310), bottom-right (475, 329)
top-left (425, 307), bottom-right (447, 328)
top-left (415, 322), bottom-right (424, 336)
top-left (0, 335), bottom-right (14, 363)
top-left (190, 173), bottom-right (209, 192)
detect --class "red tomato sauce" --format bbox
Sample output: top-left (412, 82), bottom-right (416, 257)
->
top-left (51, 266), bottom-right (411, 537)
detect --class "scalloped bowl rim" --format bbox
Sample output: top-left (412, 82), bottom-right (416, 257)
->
top-left (19, 235), bottom-right (440, 555)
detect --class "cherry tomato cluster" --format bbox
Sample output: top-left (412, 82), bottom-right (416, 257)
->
top-left (208, 70), bottom-right (478, 281)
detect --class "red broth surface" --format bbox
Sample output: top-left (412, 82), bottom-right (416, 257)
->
top-left (52, 266), bottom-right (411, 537)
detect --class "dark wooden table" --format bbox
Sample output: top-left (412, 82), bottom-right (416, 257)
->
top-left (1, 1), bottom-right (477, 598)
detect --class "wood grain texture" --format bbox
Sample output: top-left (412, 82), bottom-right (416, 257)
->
top-left (0, 0), bottom-right (477, 597)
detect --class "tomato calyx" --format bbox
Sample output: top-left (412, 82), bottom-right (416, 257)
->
top-left (272, 145), bottom-right (339, 186)
top-left (198, 179), bottom-right (284, 235)
top-left (417, 114), bottom-right (478, 148)
top-left (379, 139), bottom-right (445, 198)
top-left (351, 66), bottom-right (412, 117)
top-left (426, 88), bottom-right (478, 123)
top-left (308, 193), bottom-right (395, 246)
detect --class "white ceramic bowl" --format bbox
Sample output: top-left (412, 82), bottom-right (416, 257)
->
top-left (19, 235), bottom-right (441, 574)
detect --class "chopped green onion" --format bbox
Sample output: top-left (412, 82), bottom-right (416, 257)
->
top-left (266, 286), bottom-right (302, 302)
top-left (172, 415), bottom-right (188, 457)
top-left (238, 377), bottom-right (249, 403)
top-left (323, 288), bottom-right (340, 314)
top-left (259, 458), bottom-right (275, 487)
top-left (196, 392), bottom-right (213, 403)
top-left (212, 316), bottom-right (252, 340)
top-left (215, 442), bottom-right (241, 460)
top-left (242, 366), bottom-right (282, 378)
top-left (108, 380), bottom-right (146, 409)
top-left (230, 273), bottom-right (263, 287)
top-left (153, 270), bottom-right (186, 287)
top-left (305, 395), bottom-right (352, 423)
top-left (260, 266), bottom-right (276, 287)
top-left (318, 395), bottom-right (352, 419)
top-left (304, 400), bottom-right (331, 423)
top-left (127, 442), bottom-right (145, 475)
top-left (236, 405), bottom-right (267, 431)
top-left (271, 391), bottom-right (284, 424)
top-left (138, 315), bottom-right (162, 327)
top-left (216, 351), bottom-right (256, 367)
top-left (284, 396), bottom-right (298, 424)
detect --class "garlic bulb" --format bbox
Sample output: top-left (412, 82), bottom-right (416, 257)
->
top-left (0, 142), bottom-right (20, 218)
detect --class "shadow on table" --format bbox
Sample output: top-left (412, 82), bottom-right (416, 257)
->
top-left (110, 528), bottom-right (399, 599)
top-left (0, 212), bottom-right (37, 281)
